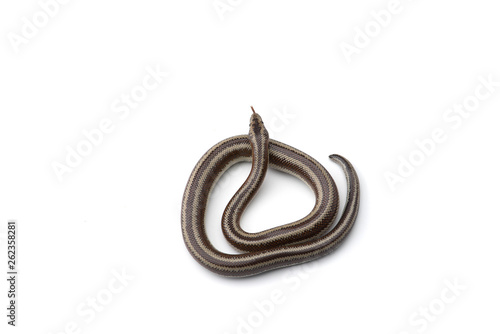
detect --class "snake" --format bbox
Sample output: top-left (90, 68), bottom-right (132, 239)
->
top-left (181, 108), bottom-right (360, 277)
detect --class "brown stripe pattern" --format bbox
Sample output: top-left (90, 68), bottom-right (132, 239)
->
top-left (181, 112), bottom-right (360, 277)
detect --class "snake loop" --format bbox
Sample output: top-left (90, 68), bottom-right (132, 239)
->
top-left (181, 111), bottom-right (360, 277)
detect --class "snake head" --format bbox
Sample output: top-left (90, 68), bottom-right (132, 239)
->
top-left (249, 112), bottom-right (269, 141)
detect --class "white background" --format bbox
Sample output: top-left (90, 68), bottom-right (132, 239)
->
top-left (1, 0), bottom-right (499, 333)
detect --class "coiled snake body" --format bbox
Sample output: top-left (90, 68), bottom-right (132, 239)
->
top-left (181, 109), bottom-right (360, 277)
